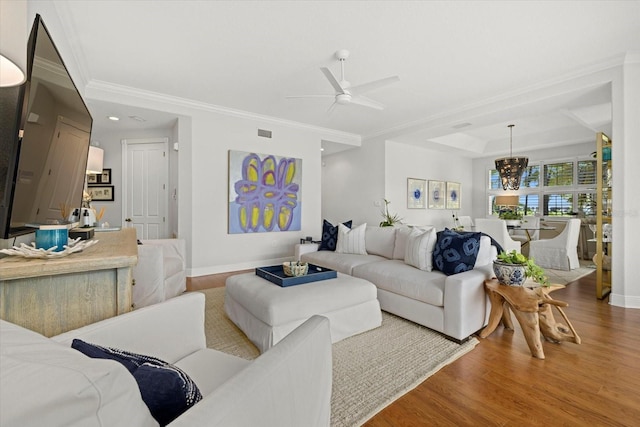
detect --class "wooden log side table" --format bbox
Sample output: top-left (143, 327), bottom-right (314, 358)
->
top-left (479, 279), bottom-right (581, 359)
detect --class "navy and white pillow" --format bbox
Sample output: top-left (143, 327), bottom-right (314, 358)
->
top-left (72, 339), bottom-right (202, 426)
top-left (432, 229), bottom-right (482, 276)
top-left (319, 219), bottom-right (352, 251)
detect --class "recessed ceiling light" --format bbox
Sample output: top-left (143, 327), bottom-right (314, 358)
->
top-left (129, 115), bottom-right (146, 122)
top-left (320, 147), bottom-right (325, 151)
top-left (108, 116), bottom-right (120, 121)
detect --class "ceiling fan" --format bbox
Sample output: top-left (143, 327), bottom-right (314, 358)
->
top-left (287, 49), bottom-right (399, 112)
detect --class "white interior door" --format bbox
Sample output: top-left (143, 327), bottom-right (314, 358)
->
top-left (123, 138), bottom-right (168, 239)
top-left (33, 119), bottom-right (89, 224)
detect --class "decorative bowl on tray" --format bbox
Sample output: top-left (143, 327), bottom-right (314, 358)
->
top-left (282, 262), bottom-right (308, 277)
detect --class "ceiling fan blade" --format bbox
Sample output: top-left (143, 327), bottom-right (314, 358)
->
top-left (285, 95), bottom-right (335, 99)
top-left (349, 95), bottom-right (385, 110)
top-left (320, 67), bottom-right (345, 94)
top-left (349, 75), bottom-right (399, 95)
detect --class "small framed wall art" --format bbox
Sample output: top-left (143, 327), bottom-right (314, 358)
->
top-left (99, 168), bottom-right (112, 185)
top-left (407, 178), bottom-right (426, 209)
top-left (87, 168), bottom-right (112, 185)
top-left (88, 185), bottom-right (114, 202)
top-left (446, 181), bottom-right (461, 210)
top-left (428, 180), bottom-right (445, 209)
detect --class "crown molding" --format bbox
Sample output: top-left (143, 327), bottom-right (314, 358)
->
top-left (51, 0), bottom-right (92, 93)
top-left (85, 80), bottom-right (361, 144)
top-left (366, 53), bottom-right (627, 142)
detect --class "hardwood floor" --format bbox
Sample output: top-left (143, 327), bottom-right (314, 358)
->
top-left (187, 271), bottom-right (640, 426)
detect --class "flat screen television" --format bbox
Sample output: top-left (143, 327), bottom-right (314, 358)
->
top-left (0, 14), bottom-right (92, 239)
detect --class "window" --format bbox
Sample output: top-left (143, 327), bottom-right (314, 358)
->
top-left (544, 162), bottom-right (573, 187)
top-left (577, 193), bottom-right (596, 216)
top-left (519, 194), bottom-right (539, 215)
top-left (488, 157), bottom-right (596, 218)
top-left (544, 193), bottom-right (573, 216)
top-left (521, 165), bottom-right (540, 188)
top-left (577, 160), bottom-right (597, 185)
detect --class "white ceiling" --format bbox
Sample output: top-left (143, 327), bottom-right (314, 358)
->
top-left (52, 1), bottom-right (640, 157)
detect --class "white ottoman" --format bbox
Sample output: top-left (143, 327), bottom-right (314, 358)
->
top-left (224, 272), bottom-right (382, 353)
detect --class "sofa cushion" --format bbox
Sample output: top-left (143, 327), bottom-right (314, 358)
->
top-left (335, 223), bottom-right (367, 255)
top-left (174, 348), bottom-right (250, 396)
top-left (72, 339), bottom-right (202, 426)
top-left (301, 250), bottom-right (386, 275)
top-left (353, 259), bottom-right (446, 306)
top-left (404, 227), bottom-right (437, 271)
top-left (319, 219), bottom-right (352, 251)
top-left (365, 226), bottom-right (396, 259)
top-left (0, 320), bottom-right (156, 427)
top-left (433, 229), bottom-right (482, 275)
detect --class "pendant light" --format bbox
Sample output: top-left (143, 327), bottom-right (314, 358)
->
top-left (495, 124), bottom-right (528, 190)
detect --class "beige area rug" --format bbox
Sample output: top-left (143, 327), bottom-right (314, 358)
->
top-left (200, 287), bottom-right (478, 427)
top-left (543, 259), bottom-right (596, 285)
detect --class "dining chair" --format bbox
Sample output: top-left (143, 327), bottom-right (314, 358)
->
top-left (528, 218), bottom-right (582, 270)
top-left (511, 215), bottom-right (541, 244)
top-left (474, 218), bottom-right (521, 254)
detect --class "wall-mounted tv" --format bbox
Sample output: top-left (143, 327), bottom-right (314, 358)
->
top-left (0, 14), bottom-right (92, 239)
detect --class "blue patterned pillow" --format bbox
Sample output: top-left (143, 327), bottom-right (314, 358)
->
top-left (432, 229), bottom-right (482, 275)
top-left (72, 339), bottom-right (202, 426)
top-left (319, 219), bottom-right (352, 251)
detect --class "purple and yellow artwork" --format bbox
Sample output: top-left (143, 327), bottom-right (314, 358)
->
top-left (228, 150), bottom-right (302, 233)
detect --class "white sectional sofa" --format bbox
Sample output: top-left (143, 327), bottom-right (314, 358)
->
top-left (0, 292), bottom-right (332, 427)
top-left (296, 225), bottom-right (498, 342)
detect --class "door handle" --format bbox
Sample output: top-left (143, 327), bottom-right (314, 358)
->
top-left (125, 218), bottom-right (132, 222)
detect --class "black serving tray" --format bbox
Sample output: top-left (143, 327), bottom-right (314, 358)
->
top-left (255, 264), bottom-right (337, 287)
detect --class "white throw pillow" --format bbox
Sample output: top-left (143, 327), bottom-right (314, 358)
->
top-left (392, 226), bottom-right (413, 259)
top-left (404, 227), bottom-right (437, 271)
top-left (335, 223), bottom-right (368, 255)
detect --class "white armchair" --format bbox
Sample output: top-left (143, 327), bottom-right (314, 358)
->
top-left (528, 219), bottom-right (581, 270)
top-left (474, 218), bottom-right (521, 254)
top-left (1, 293), bottom-right (333, 427)
top-left (133, 239), bottom-right (187, 308)
top-left (511, 215), bottom-right (541, 243)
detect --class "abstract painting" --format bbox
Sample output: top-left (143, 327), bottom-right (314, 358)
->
top-left (228, 150), bottom-right (302, 233)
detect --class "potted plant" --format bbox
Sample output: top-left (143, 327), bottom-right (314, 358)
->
top-left (493, 250), bottom-right (549, 286)
top-left (379, 199), bottom-right (402, 227)
top-left (499, 210), bottom-right (522, 227)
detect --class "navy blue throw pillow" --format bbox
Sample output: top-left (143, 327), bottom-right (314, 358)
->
top-left (72, 339), bottom-right (202, 426)
top-left (319, 219), bottom-right (352, 251)
top-left (432, 229), bottom-right (482, 276)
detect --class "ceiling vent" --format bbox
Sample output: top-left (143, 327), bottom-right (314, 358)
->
top-left (258, 129), bottom-right (272, 138)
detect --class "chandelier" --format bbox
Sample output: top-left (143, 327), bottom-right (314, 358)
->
top-left (495, 124), bottom-right (528, 190)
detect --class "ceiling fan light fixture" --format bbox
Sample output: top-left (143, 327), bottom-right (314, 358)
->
top-left (495, 124), bottom-right (528, 191)
top-left (336, 93), bottom-right (351, 105)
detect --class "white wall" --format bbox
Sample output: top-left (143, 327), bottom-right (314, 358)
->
top-left (385, 140), bottom-right (474, 229)
top-left (321, 138), bottom-right (385, 227)
top-left (610, 53), bottom-right (640, 308)
top-left (321, 138), bottom-right (475, 231)
top-left (186, 111), bottom-right (328, 275)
